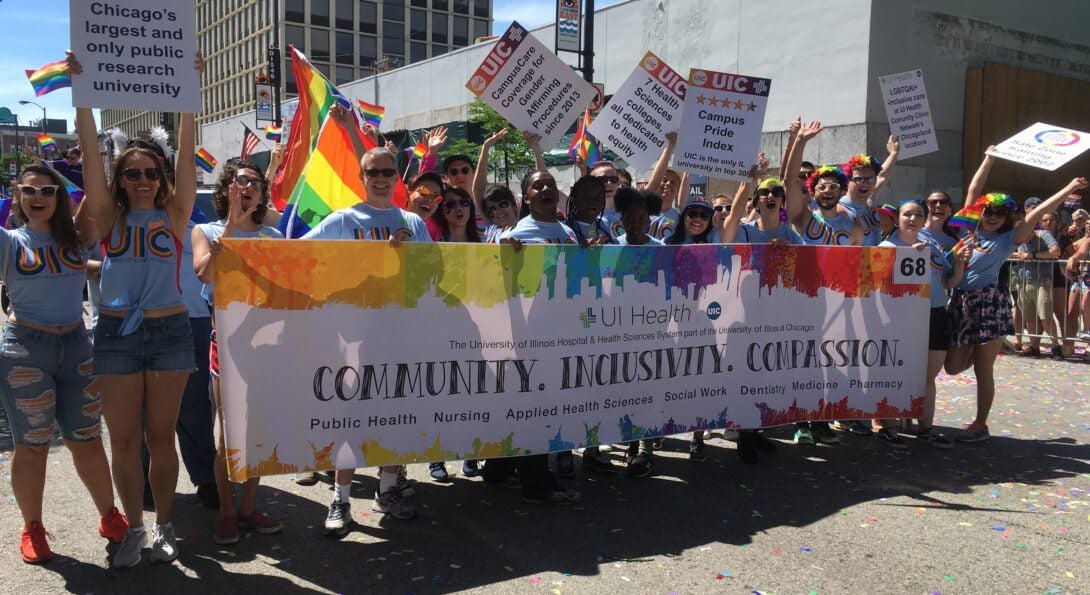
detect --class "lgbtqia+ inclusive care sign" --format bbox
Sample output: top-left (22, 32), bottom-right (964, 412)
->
top-left (214, 242), bottom-right (929, 480)
top-left (70, 0), bottom-right (201, 112)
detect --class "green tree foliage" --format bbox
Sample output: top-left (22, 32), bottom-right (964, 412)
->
top-left (440, 99), bottom-right (537, 184)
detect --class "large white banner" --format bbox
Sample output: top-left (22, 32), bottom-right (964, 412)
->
top-left (215, 242), bottom-right (928, 480)
top-left (70, 0), bottom-right (201, 112)
top-left (466, 21), bottom-right (595, 149)
top-left (589, 52), bottom-right (687, 170)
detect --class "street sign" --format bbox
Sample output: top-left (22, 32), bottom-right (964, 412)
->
top-left (589, 83), bottom-right (605, 112)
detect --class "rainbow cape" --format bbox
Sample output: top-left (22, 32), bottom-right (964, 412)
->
top-left (567, 109), bottom-right (600, 167)
top-left (37, 134), bottom-right (57, 153)
top-left (264, 124), bottom-right (283, 141)
top-left (356, 99), bottom-right (385, 128)
top-left (25, 59), bottom-right (70, 97)
top-left (195, 147), bottom-right (217, 173)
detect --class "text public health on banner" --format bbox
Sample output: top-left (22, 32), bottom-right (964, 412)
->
top-left (214, 241), bottom-right (928, 480)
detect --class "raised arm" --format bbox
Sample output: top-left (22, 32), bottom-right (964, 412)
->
top-left (472, 128), bottom-right (508, 203)
top-left (784, 120), bottom-right (822, 225)
top-left (522, 131), bottom-right (547, 172)
top-left (73, 106), bottom-right (113, 244)
top-left (646, 131), bottom-right (678, 198)
top-left (167, 113), bottom-right (197, 234)
top-left (965, 145), bottom-right (998, 206)
top-left (330, 104), bottom-right (368, 166)
top-left (873, 135), bottom-right (899, 195)
top-left (673, 172), bottom-right (691, 212)
top-left (266, 143), bottom-right (285, 183)
top-left (1015, 177), bottom-right (1089, 244)
top-left (720, 163), bottom-right (762, 244)
top-left (779, 116), bottom-right (801, 173)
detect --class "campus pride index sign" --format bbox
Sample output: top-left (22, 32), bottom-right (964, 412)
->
top-left (466, 21), bottom-right (595, 149)
top-left (215, 242), bottom-right (928, 480)
top-left (70, 0), bottom-right (201, 112)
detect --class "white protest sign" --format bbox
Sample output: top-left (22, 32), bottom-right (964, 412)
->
top-left (70, 1), bottom-right (201, 112)
top-left (987, 122), bottom-right (1090, 171)
top-left (673, 68), bottom-right (771, 181)
top-left (588, 52), bottom-right (687, 170)
top-left (878, 69), bottom-right (939, 160)
top-left (466, 21), bottom-right (595, 149)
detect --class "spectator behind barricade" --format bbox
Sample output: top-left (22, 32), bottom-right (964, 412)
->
top-left (1068, 209), bottom-right (1089, 240)
top-left (1041, 210), bottom-right (1078, 356)
top-left (1013, 197), bottom-right (1062, 358)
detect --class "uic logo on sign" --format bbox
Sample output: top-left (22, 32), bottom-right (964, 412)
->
top-left (706, 302), bottom-right (722, 321)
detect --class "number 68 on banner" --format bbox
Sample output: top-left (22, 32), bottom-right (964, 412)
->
top-left (893, 247), bottom-right (929, 284)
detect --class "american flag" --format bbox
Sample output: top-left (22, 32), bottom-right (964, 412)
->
top-left (241, 125), bottom-right (261, 159)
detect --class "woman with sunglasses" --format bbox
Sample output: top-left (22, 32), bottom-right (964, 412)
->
top-left (192, 160), bottom-right (284, 546)
top-left (0, 166), bottom-right (128, 564)
top-left (567, 175), bottom-right (614, 246)
top-left (481, 185), bottom-right (520, 244)
top-left (403, 172), bottom-right (445, 240)
top-left (944, 147), bottom-right (1088, 443)
top-left (879, 199), bottom-right (969, 449)
top-left (70, 51), bottom-right (203, 567)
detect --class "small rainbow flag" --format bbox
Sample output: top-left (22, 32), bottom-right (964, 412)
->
top-left (949, 192), bottom-right (1014, 230)
top-left (408, 141), bottom-right (426, 160)
top-left (264, 124), bottom-right (283, 141)
top-left (356, 99), bottom-right (385, 128)
top-left (37, 134), bottom-right (57, 153)
top-left (195, 147), bottom-right (217, 173)
top-left (567, 109), bottom-right (601, 167)
top-left (24, 59), bottom-right (71, 97)
top-left (1065, 194), bottom-right (1082, 209)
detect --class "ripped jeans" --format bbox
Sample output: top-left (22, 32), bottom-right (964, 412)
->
top-left (0, 324), bottom-right (101, 447)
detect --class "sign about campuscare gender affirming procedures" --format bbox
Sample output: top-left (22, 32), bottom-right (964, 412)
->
top-left (987, 122), bottom-right (1090, 171)
top-left (215, 241), bottom-right (928, 480)
top-left (466, 21), bottom-right (595, 149)
top-left (674, 68), bottom-right (771, 181)
top-left (589, 52), bottom-right (687, 170)
top-left (70, 0), bottom-right (200, 112)
top-left (878, 69), bottom-right (938, 160)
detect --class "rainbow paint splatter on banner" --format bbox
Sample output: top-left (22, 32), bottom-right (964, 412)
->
top-left (215, 242), bottom-right (928, 479)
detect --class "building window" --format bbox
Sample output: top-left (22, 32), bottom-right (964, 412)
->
top-left (359, 1), bottom-right (377, 34)
top-left (286, 24), bottom-right (306, 53)
top-left (383, 21), bottom-right (405, 55)
top-left (409, 9), bottom-right (427, 41)
top-left (383, 0), bottom-right (404, 22)
top-left (433, 0), bottom-right (447, 11)
top-left (360, 35), bottom-right (378, 65)
top-left (410, 42), bottom-right (427, 63)
top-left (432, 12), bottom-right (447, 43)
top-left (474, 0), bottom-right (488, 18)
top-left (285, 0), bottom-right (305, 22)
top-left (452, 16), bottom-right (468, 46)
top-left (335, 66), bottom-right (356, 84)
top-left (335, 0), bottom-right (354, 29)
top-left (311, 0), bottom-right (330, 27)
top-left (453, 0), bottom-right (469, 14)
top-left (411, 0), bottom-right (428, 6)
top-left (336, 32), bottom-right (355, 64)
top-left (473, 18), bottom-right (488, 41)
top-left (432, 45), bottom-right (447, 57)
top-left (311, 28), bottom-right (330, 61)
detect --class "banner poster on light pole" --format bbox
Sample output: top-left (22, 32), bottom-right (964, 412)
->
top-left (556, 0), bottom-right (581, 53)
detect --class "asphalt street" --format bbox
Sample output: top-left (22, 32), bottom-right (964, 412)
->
top-left (1, 353), bottom-right (1088, 594)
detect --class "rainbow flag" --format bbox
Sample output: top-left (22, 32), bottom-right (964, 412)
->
top-left (283, 118), bottom-right (370, 238)
top-left (408, 141), bottom-right (426, 160)
top-left (37, 134), bottom-right (57, 153)
top-left (24, 59), bottom-right (71, 97)
top-left (1065, 194), bottom-right (1082, 209)
top-left (264, 124), bottom-right (283, 141)
top-left (41, 161), bottom-right (84, 203)
top-left (356, 99), bottom-right (385, 128)
top-left (567, 109), bottom-right (601, 167)
top-left (949, 192), bottom-right (1014, 230)
top-left (195, 147), bottom-right (217, 173)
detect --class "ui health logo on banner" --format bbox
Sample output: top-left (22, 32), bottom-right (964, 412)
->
top-left (579, 304), bottom-right (693, 329)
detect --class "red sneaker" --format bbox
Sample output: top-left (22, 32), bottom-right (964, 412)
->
top-left (237, 509), bottom-right (283, 535)
top-left (21, 521), bottom-right (52, 564)
top-left (98, 507), bottom-right (129, 543)
top-left (214, 515), bottom-right (240, 545)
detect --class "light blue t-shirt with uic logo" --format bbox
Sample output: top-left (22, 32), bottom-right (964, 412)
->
top-left (0, 227), bottom-right (87, 326)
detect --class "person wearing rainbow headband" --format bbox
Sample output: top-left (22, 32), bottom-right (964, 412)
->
top-left (944, 146), bottom-right (1088, 443)
top-left (839, 136), bottom-right (900, 246)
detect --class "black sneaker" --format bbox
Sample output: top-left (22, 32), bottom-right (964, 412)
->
top-left (582, 450), bottom-right (621, 474)
top-left (752, 431), bottom-right (780, 452)
top-left (650, 437), bottom-right (663, 450)
top-left (428, 462), bottom-right (450, 482)
top-left (738, 431), bottom-right (758, 465)
top-left (555, 451), bottom-right (576, 477)
top-left (916, 428), bottom-right (954, 450)
top-left (461, 459), bottom-right (480, 477)
top-left (294, 471), bottom-right (319, 486)
top-left (625, 452), bottom-right (653, 478)
top-left (877, 427), bottom-right (909, 450)
top-left (196, 482), bottom-right (220, 509)
top-left (689, 441), bottom-right (706, 462)
top-left (811, 422), bottom-right (840, 445)
top-left (1051, 345), bottom-right (1065, 360)
top-left (323, 497), bottom-right (351, 537)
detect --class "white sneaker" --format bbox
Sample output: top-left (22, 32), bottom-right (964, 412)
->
top-left (722, 429), bottom-right (741, 441)
top-left (148, 524), bottom-right (178, 563)
top-left (702, 430), bottom-right (715, 440)
top-left (111, 528), bottom-right (147, 569)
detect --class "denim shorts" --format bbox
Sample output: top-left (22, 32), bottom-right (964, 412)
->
top-left (0, 324), bottom-right (101, 446)
top-left (93, 312), bottom-right (196, 375)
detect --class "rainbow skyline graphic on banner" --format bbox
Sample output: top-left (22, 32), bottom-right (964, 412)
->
top-left (25, 59), bottom-right (71, 97)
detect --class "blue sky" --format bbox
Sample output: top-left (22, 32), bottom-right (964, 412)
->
top-left (0, 0), bottom-right (626, 132)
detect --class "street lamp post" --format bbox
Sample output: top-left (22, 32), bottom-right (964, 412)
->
top-left (18, 100), bottom-right (46, 135)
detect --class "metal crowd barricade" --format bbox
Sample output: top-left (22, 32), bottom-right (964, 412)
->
top-left (999, 257), bottom-right (1090, 357)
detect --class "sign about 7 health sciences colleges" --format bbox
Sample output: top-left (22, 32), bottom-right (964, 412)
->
top-left (214, 241), bottom-right (928, 480)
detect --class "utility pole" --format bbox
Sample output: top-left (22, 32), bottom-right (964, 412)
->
top-left (269, 0), bottom-right (283, 126)
top-left (582, 0), bottom-right (595, 83)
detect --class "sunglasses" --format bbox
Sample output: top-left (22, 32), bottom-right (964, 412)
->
top-left (363, 168), bottom-right (398, 178)
top-left (595, 174), bottom-right (619, 185)
top-left (815, 183), bottom-right (841, 192)
top-left (799, 171), bottom-right (813, 180)
top-left (121, 167), bottom-right (161, 182)
top-left (713, 205), bottom-right (731, 213)
top-left (850, 175), bottom-right (877, 185)
top-left (983, 208), bottom-right (1010, 218)
top-left (412, 186), bottom-right (438, 201)
top-left (757, 188), bottom-right (786, 199)
top-left (233, 174), bottom-right (261, 188)
top-left (18, 184), bottom-right (59, 198)
top-left (484, 199), bottom-right (512, 215)
top-left (926, 199), bottom-right (951, 207)
top-left (448, 166), bottom-right (472, 176)
top-left (442, 198), bottom-right (472, 212)
top-left (686, 209), bottom-right (711, 221)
